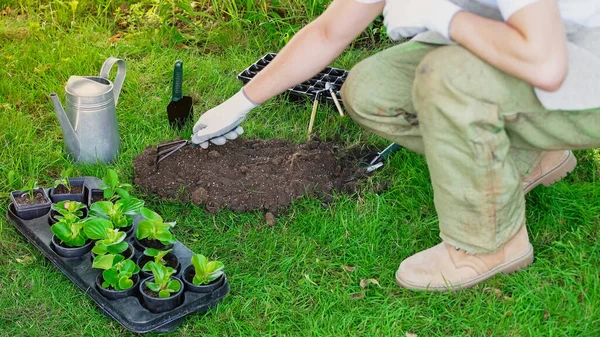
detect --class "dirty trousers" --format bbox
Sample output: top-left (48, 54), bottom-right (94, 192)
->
top-left (341, 42), bottom-right (600, 253)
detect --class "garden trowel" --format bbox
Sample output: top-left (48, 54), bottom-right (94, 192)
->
top-left (167, 60), bottom-right (193, 128)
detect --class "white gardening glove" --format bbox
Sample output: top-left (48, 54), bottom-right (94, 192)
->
top-left (191, 89), bottom-right (259, 149)
top-left (383, 0), bottom-right (463, 41)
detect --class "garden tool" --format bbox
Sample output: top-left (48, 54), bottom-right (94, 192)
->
top-left (307, 89), bottom-right (331, 135)
top-left (359, 143), bottom-right (403, 172)
top-left (167, 60), bottom-right (194, 128)
top-left (50, 57), bottom-right (126, 164)
top-left (155, 139), bottom-right (192, 169)
top-left (325, 82), bottom-right (345, 117)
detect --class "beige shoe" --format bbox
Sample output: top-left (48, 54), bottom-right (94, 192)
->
top-left (395, 225), bottom-right (533, 291)
top-left (523, 151), bottom-right (577, 194)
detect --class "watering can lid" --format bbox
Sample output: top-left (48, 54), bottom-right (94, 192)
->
top-left (66, 76), bottom-right (112, 97)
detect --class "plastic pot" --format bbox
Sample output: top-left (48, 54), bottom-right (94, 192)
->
top-left (48, 206), bottom-right (89, 226)
top-left (49, 178), bottom-right (86, 203)
top-left (133, 237), bottom-right (174, 252)
top-left (139, 277), bottom-right (184, 313)
top-left (91, 242), bottom-right (135, 263)
top-left (10, 189), bottom-right (52, 220)
top-left (96, 273), bottom-right (140, 300)
top-left (51, 235), bottom-right (93, 258)
top-left (137, 253), bottom-right (181, 279)
top-left (87, 188), bottom-right (105, 206)
top-left (182, 265), bottom-right (225, 293)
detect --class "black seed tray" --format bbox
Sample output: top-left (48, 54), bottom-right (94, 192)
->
top-left (237, 52), bottom-right (346, 104)
top-left (6, 176), bottom-right (230, 334)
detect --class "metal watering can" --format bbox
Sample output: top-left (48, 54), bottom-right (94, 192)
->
top-left (50, 57), bottom-right (126, 163)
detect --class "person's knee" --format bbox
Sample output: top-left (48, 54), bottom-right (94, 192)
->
top-left (412, 46), bottom-right (480, 116)
top-left (341, 57), bottom-right (378, 120)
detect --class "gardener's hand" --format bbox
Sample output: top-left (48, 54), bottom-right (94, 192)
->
top-left (383, 0), bottom-right (463, 40)
top-left (191, 89), bottom-right (259, 149)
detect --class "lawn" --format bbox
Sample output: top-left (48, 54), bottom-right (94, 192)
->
top-left (0, 1), bottom-right (599, 336)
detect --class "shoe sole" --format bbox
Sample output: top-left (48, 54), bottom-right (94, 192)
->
top-left (523, 151), bottom-right (577, 194)
top-left (395, 243), bottom-right (534, 292)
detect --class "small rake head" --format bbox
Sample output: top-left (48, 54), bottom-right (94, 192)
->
top-left (155, 139), bottom-right (190, 169)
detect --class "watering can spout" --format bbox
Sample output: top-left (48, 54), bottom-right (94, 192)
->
top-left (50, 93), bottom-right (81, 160)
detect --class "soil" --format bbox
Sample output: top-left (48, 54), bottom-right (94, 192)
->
top-left (134, 139), bottom-right (373, 212)
top-left (139, 238), bottom-right (171, 250)
top-left (55, 184), bottom-right (83, 195)
top-left (90, 193), bottom-right (105, 203)
top-left (14, 191), bottom-right (48, 206)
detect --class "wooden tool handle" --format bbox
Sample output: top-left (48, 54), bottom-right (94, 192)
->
top-left (308, 97), bottom-right (319, 135)
top-left (329, 90), bottom-right (344, 117)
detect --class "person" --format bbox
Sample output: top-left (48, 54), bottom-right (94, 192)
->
top-left (191, 0), bottom-right (600, 291)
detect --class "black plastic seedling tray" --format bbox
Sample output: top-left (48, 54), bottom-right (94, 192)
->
top-left (6, 177), bottom-right (229, 334)
top-left (237, 52), bottom-right (347, 104)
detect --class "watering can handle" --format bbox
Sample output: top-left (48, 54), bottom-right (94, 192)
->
top-left (99, 57), bottom-right (126, 106)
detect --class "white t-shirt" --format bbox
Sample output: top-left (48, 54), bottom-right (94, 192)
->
top-left (356, 0), bottom-right (600, 27)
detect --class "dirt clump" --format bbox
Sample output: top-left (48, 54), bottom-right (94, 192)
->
top-left (134, 139), bottom-right (372, 212)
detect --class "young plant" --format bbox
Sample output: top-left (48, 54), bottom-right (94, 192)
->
top-left (93, 254), bottom-right (140, 291)
top-left (144, 261), bottom-right (180, 298)
top-left (53, 168), bottom-right (73, 192)
top-left (99, 169), bottom-right (133, 201)
top-left (84, 218), bottom-right (128, 255)
top-left (142, 248), bottom-right (173, 269)
top-left (51, 217), bottom-right (87, 247)
top-left (52, 200), bottom-right (86, 221)
top-left (191, 254), bottom-right (224, 285)
top-left (21, 179), bottom-right (38, 200)
top-left (90, 197), bottom-right (144, 229)
top-left (136, 208), bottom-right (176, 245)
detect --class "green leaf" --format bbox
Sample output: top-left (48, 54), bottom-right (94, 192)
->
top-left (51, 222), bottom-right (72, 243)
top-left (148, 262), bottom-right (166, 284)
top-left (154, 231), bottom-right (175, 245)
top-left (83, 218), bottom-right (112, 239)
top-left (142, 262), bottom-right (153, 272)
top-left (103, 269), bottom-right (119, 285)
top-left (206, 261), bottom-right (225, 274)
top-left (191, 254), bottom-right (208, 274)
top-left (120, 260), bottom-right (138, 274)
top-left (140, 207), bottom-right (162, 222)
top-left (89, 201), bottom-right (113, 218)
top-left (146, 281), bottom-right (161, 292)
top-left (118, 276), bottom-right (134, 290)
top-left (92, 254), bottom-right (115, 270)
top-left (106, 241), bottom-right (128, 254)
top-left (115, 188), bottom-right (130, 200)
top-left (158, 289), bottom-right (171, 298)
top-left (92, 244), bottom-right (108, 255)
top-left (113, 254), bottom-right (125, 264)
top-left (136, 220), bottom-right (154, 240)
top-left (103, 188), bottom-right (115, 200)
top-left (118, 198), bottom-right (144, 215)
top-left (104, 169), bottom-right (119, 188)
top-left (167, 279), bottom-right (181, 293)
top-left (144, 248), bottom-right (160, 257)
top-left (192, 275), bottom-right (204, 285)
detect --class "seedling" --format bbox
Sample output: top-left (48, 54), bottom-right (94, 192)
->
top-left (21, 179), bottom-right (38, 200)
top-left (53, 168), bottom-right (73, 192)
top-left (51, 217), bottom-right (88, 247)
top-left (93, 254), bottom-right (140, 291)
top-left (136, 208), bottom-right (176, 245)
top-left (142, 248), bottom-right (173, 269)
top-left (90, 197), bottom-right (144, 229)
top-left (99, 169), bottom-right (133, 201)
top-left (191, 254), bottom-right (224, 285)
top-left (52, 200), bottom-right (86, 221)
top-left (144, 261), bottom-right (181, 298)
top-left (84, 218), bottom-right (128, 255)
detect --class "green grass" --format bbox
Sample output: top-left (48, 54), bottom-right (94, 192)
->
top-left (1, 2), bottom-right (599, 336)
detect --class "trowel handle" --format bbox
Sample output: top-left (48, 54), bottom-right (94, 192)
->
top-left (100, 57), bottom-right (126, 106)
top-left (172, 60), bottom-right (183, 102)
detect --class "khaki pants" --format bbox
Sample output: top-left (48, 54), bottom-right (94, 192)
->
top-left (341, 41), bottom-right (600, 254)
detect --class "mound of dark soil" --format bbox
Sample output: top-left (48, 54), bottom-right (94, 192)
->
top-left (133, 139), bottom-right (373, 212)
